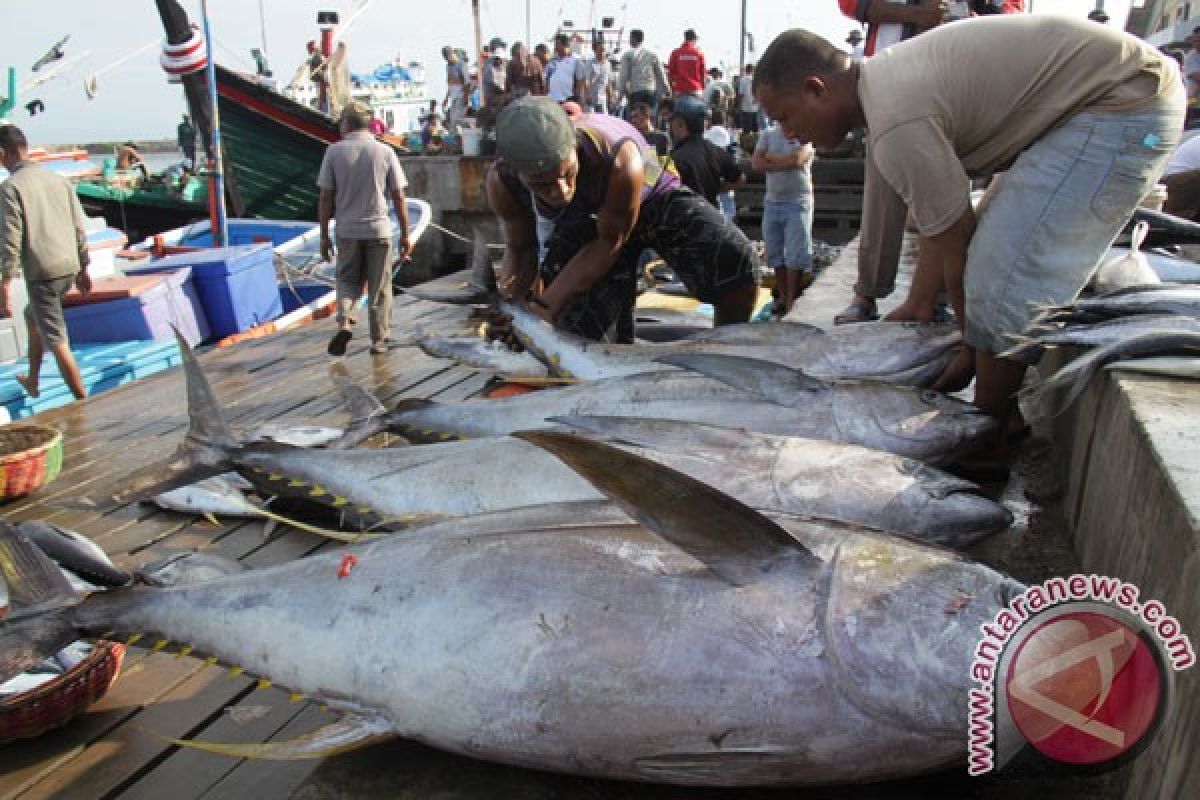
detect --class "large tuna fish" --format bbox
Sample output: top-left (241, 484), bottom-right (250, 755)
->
top-left (95, 341), bottom-right (1009, 547)
top-left (437, 302), bottom-right (961, 386)
top-left (0, 431), bottom-right (1023, 786)
top-left (378, 353), bottom-right (996, 464)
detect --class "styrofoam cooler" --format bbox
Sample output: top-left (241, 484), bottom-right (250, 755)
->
top-left (127, 244), bottom-right (282, 338)
top-left (63, 269), bottom-right (210, 346)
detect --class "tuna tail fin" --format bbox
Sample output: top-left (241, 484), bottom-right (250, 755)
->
top-left (0, 521), bottom-right (82, 683)
top-left (166, 713), bottom-right (394, 760)
top-left (68, 330), bottom-right (236, 509)
top-left (655, 353), bottom-right (826, 408)
top-left (327, 364), bottom-right (388, 448)
top-left (516, 430), bottom-right (817, 586)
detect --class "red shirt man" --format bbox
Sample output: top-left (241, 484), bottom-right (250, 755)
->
top-left (667, 29), bottom-right (706, 95)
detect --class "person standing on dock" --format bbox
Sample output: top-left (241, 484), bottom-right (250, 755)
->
top-left (752, 123), bottom-right (815, 315)
top-left (617, 30), bottom-right (670, 119)
top-left (667, 30), bottom-right (707, 111)
top-left (488, 97), bottom-right (759, 342)
top-left (0, 124), bottom-right (92, 400)
top-left (752, 17), bottom-right (1183, 461)
top-left (318, 102), bottom-right (413, 357)
top-left (177, 113), bottom-right (196, 168)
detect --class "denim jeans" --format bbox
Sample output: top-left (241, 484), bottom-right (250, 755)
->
top-left (965, 93), bottom-right (1185, 356)
top-left (763, 198), bottom-right (814, 270)
top-left (718, 191), bottom-right (736, 222)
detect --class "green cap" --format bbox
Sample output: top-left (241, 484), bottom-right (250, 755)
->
top-left (496, 96), bottom-right (576, 174)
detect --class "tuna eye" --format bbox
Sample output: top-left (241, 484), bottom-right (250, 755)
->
top-left (920, 390), bottom-right (940, 403)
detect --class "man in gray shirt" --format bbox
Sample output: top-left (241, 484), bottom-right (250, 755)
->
top-left (0, 124), bottom-right (92, 400)
top-left (617, 29), bottom-right (670, 115)
top-left (318, 101), bottom-right (412, 356)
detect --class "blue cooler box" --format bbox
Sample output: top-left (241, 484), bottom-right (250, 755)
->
top-left (63, 269), bottom-right (210, 346)
top-left (129, 244), bottom-right (282, 338)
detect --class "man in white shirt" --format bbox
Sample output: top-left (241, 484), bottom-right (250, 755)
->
top-left (545, 33), bottom-right (586, 103)
top-left (584, 39), bottom-right (614, 113)
top-left (734, 63), bottom-right (760, 132)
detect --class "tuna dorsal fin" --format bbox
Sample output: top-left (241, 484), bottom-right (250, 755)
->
top-left (516, 430), bottom-right (816, 585)
top-left (175, 328), bottom-right (237, 451)
top-left (167, 714), bottom-right (394, 760)
top-left (654, 353), bottom-right (826, 408)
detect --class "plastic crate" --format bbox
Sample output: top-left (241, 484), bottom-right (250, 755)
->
top-left (64, 270), bottom-right (209, 346)
top-left (128, 244), bottom-right (282, 338)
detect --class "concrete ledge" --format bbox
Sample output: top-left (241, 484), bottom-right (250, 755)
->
top-left (1043, 357), bottom-right (1199, 800)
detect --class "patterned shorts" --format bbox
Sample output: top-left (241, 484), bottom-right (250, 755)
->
top-left (540, 188), bottom-right (759, 341)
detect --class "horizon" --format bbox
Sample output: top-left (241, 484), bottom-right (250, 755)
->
top-left (1, 0), bottom-right (1129, 146)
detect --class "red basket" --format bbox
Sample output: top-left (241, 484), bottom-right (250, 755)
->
top-left (0, 641), bottom-right (125, 744)
top-left (0, 424), bottom-right (64, 501)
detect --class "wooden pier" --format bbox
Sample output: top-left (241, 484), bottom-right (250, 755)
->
top-left (0, 293), bottom-right (490, 800)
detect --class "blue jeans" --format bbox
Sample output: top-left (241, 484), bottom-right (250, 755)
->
top-left (763, 198), bottom-right (813, 270)
top-left (718, 191), bottom-right (736, 222)
top-left (966, 94), bottom-right (1185, 356)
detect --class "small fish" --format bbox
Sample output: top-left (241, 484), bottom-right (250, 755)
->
top-left (1023, 330), bottom-right (1200, 415)
top-left (1001, 314), bottom-right (1200, 360)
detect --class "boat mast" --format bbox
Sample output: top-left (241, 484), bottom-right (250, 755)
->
top-left (258, 0), bottom-right (270, 69)
top-left (472, 0), bottom-right (483, 86)
top-left (200, 0), bottom-right (228, 246)
top-left (153, 0), bottom-right (245, 218)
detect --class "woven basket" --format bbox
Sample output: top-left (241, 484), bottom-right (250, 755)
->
top-left (0, 424), bottom-right (64, 501)
top-left (0, 641), bottom-right (125, 744)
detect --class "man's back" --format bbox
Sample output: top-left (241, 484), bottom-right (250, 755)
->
top-left (0, 162), bottom-right (85, 282)
top-left (671, 134), bottom-right (739, 206)
top-left (619, 46), bottom-right (664, 94)
top-left (668, 42), bottom-right (705, 94)
top-left (316, 132), bottom-right (406, 239)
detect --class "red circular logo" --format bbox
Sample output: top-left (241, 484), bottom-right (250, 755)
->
top-left (1005, 611), bottom-right (1165, 765)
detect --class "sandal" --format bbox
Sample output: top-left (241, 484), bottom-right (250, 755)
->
top-left (833, 298), bottom-right (879, 325)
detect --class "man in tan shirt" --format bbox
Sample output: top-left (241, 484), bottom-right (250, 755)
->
top-left (753, 15), bottom-right (1184, 467)
top-left (0, 124), bottom-right (93, 400)
top-left (318, 101), bottom-right (412, 356)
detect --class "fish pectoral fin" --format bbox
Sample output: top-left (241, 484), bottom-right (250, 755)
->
top-left (497, 374), bottom-right (579, 386)
top-left (633, 747), bottom-right (805, 784)
top-left (654, 353), bottom-right (825, 407)
top-left (516, 430), bottom-right (817, 586)
top-left (167, 713), bottom-right (394, 760)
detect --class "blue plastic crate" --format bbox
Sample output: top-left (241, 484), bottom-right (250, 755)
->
top-left (129, 244), bottom-right (282, 338)
top-left (0, 340), bottom-right (182, 420)
top-left (64, 269), bottom-right (209, 346)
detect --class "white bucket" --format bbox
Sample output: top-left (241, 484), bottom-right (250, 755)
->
top-left (461, 128), bottom-right (483, 157)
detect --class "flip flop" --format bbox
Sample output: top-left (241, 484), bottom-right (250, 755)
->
top-left (833, 299), bottom-right (879, 325)
top-left (327, 329), bottom-right (352, 357)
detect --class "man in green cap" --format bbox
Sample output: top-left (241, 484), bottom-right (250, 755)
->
top-left (488, 96), bottom-right (759, 341)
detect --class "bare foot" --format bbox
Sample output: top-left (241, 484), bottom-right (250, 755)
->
top-left (15, 373), bottom-right (39, 398)
top-left (932, 347), bottom-right (976, 393)
top-left (883, 301), bottom-right (935, 322)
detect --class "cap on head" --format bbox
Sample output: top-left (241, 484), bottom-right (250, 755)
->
top-left (684, 29), bottom-right (698, 42)
top-left (340, 100), bottom-right (374, 130)
top-left (497, 96), bottom-right (576, 174)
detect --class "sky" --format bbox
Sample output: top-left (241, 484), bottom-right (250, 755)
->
top-left (1, 0), bottom-right (1134, 146)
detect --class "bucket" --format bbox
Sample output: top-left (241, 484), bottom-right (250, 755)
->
top-left (461, 128), bottom-right (483, 157)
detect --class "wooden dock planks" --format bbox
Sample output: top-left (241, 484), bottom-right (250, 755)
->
top-left (0, 295), bottom-right (503, 800)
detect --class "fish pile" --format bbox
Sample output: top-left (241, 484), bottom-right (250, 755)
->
top-left (1007, 283), bottom-right (1200, 415)
top-left (1, 293), bottom-right (1030, 786)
